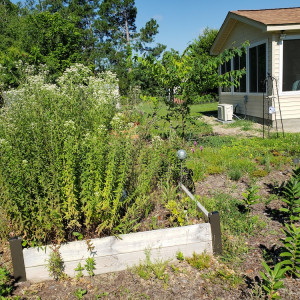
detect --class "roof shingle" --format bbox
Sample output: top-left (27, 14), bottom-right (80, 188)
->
top-left (232, 7), bottom-right (300, 25)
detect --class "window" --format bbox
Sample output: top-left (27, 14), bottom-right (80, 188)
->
top-left (282, 39), bottom-right (300, 92)
top-left (249, 43), bottom-right (266, 93)
top-left (220, 60), bottom-right (231, 92)
top-left (233, 52), bottom-right (246, 92)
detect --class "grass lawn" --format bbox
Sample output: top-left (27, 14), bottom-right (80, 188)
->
top-left (137, 101), bottom-right (218, 117)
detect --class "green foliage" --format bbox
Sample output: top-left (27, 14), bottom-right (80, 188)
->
top-left (186, 251), bottom-right (211, 270)
top-left (241, 185), bottom-right (260, 213)
top-left (139, 41), bottom-right (248, 139)
top-left (228, 168), bottom-right (242, 181)
top-left (75, 263), bottom-right (84, 279)
top-left (0, 67), bottom-right (180, 244)
top-left (47, 245), bottom-right (66, 281)
top-left (0, 266), bottom-right (12, 297)
top-left (97, 0), bottom-right (165, 94)
top-left (74, 288), bottom-right (87, 299)
top-left (260, 262), bottom-right (287, 299)
top-left (252, 169), bottom-right (268, 177)
top-left (201, 193), bottom-right (266, 265)
top-left (73, 232), bottom-right (83, 241)
top-left (226, 120), bottom-right (254, 131)
top-left (176, 251), bottom-right (184, 261)
top-left (280, 167), bottom-right (300, 222)
top-left (134, 249), bottom-right (169, 284)
top-left (165, 196), bottom-right (200, 227)
top-left (280, 223), bottom-right (300, 277)
top-left (85, 257), bottom-right (96, 277)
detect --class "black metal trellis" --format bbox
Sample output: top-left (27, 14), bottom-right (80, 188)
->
top-left (262, 73), bottom-right (285, 138)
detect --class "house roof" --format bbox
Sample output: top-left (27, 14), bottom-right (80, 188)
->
top-left (232, 7), bottom-right (300, 25)
top-left (210, 7), bottom-right (300, 55)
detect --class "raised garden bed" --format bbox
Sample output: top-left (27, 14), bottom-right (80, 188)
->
top-left (9, 185), bottom-right (221, 282)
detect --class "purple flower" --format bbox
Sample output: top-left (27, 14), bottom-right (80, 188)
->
top-left (194, 141), bottom-right (197, 147)
top-left (191, 148), bottom-right (195, 153)
top-left (200, 145), bottom-right (203, 152)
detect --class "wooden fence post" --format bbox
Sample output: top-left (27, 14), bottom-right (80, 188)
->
top-left (208, 211), bottom-right (222, 255)
top-left (9, 237), bottom-right (27, 282)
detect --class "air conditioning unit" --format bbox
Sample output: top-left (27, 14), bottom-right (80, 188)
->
top-left (218, 104), bottom-right (233, 121)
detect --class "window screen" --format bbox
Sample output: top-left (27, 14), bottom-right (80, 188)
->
top-left (221, 60), bottom-right (231, 92)
top-left (283, 39), bottom-right (300, 92)
top-left (249, 43), bottom-right (266, 93)
top-left (233, 52), bottom-right (246, 92)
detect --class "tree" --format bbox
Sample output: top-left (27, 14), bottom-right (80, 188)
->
top-left (183, 27), bottom-right (219, 99)
top-left (21, 11), bottom-right (85, 79)
top-left (140, 42), bottom-right (248, 139)
top-left (96, 0), bottom-right (165, 94)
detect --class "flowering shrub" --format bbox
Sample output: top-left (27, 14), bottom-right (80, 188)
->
top-left (0, 65), bottom-right (179, 244)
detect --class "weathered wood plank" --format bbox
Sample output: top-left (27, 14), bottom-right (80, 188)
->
top-left (180, 184), bottom-right (209, 220)
top-left (25, 241), bottom-right (213, 281)
top-left (23, 223), bottom-right (211, 268)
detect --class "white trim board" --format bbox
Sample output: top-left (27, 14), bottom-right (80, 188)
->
top-left (23, 223), bottom-right (212, 282)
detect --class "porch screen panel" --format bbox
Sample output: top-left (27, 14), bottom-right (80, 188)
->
top-left (233, 52), bottom-right (246, 92)
top-left (249, 43), bottom-right (266, 93)
top-left (283, 39), bottom-right (300, 92)
top-left (249, 47), bottom-right (257, 92)
top-left (257, 44), bottom-right (266, 93)
top-left (221, 60), bottom-right (231, 92)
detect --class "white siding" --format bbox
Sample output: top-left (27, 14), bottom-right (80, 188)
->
top-left (218, 21), bottom-right (300, 121)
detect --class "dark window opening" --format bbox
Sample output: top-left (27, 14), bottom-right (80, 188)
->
top-left (283, 39), bottom-right (300, 92)
top-left (233, 52), bottom-right (246, 92)
top-left (220, 60), bottom-right (231, 92)
top-left (249, 43), bottom-right (266, 93)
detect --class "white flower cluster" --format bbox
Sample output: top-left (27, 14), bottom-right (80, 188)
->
top-left (151, 135), bottom-right (163, 148)
top-left (3, 88), bottom-right (26, 106)
top-left (57, 64), bottom-right (92, 87)
top-left (87, 71), bottom-right (120, 106)
top-left (40, 83), bottom-right (59, 93)
top-left (64, 120), bottom-right (76, 130)
top-left (110, 112), bottom-right (126, 131)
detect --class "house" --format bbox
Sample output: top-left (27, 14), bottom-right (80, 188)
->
top-left (210, 7), bottom-right (300, 130)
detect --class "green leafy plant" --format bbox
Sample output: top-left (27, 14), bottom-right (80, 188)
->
top-left (176, 251), bottom-right (184, 261)
top-left (280, 223), bottom-right (300, 277)
top-left (134, 249), bottom-right (169, 284)
top-left (280, 169), bottom-right (300, 222)
top-left (186, 251), bottom-right (211, 270)
top-left (229, 168), bottom-right (242, 181)
top-left (241, 185), bottom-right (260, 214)
top-left (75, 263), bottom-right (85, 279)
top-left (74, 288), bottom-right (87, 299)
top-left (73, 232), bottom-right (83, 241)
top-left (0, 266), bottom-right (12, 297)
top-left (47, 245), bottom-right (66, 281)
top-left (259, 261), bottom-right (287, 299)
top-left (84, 257), bottom-right (96, 277)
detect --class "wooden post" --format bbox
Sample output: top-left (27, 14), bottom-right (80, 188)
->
top-left (9, 237), bottom-right (27, 282)
top-left (208, 211), bottom-right (222, 255)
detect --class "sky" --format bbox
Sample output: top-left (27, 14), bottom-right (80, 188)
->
top-left (135, 0), bottom-right (300, 53)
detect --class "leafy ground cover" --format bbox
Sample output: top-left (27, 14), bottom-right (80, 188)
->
top-left (1, 101), bottom-right (299, 299)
